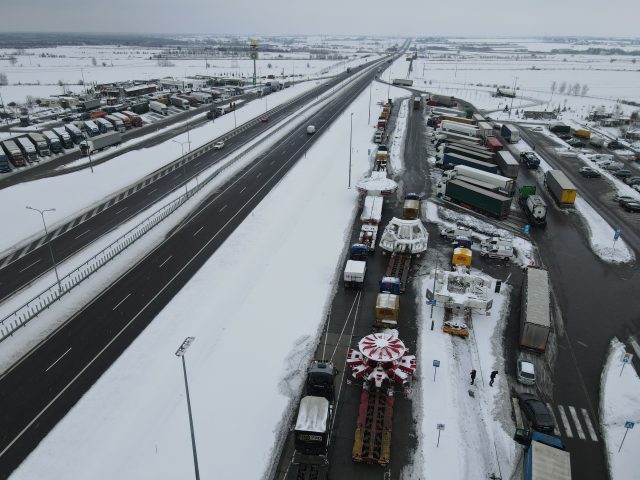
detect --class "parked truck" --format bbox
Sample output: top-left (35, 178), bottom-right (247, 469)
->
top-left (27, 132), bottom-right (50, 156)
top-left (53, 127), bottom-right (73, 148)
top-left (0, 150), bottom-right (11, 173)
top-left (440, 144), bottom-right (496, 164)
top-left (131, 101), bottom-right (150, 114)
top-left (501, 124), bottom-right (520, 143)
top-left (105, 114), bottom-right (126, 133)
top-left (518, 186), bottom-right (547, 227)
top-left (442, 165), bottom-right (515, 195)
top-left (373, 293), bottom-right (400, 329)
top-left (64, 123), bottom-right (84, 144)
top-left (82, 120), bottom-right (100, 136)
top-left (440, 115), bottom-right (476, 126)
top-left (16, 136), bottom-right (38, 162)
top-left (122, 111), bottom-right (143, 127)
top-left (549, 122), bottom-right (570, 135)
top-left (439, 120), bottom-right (480, 138)
top-left (79, 98), bottom-right (101, 111)
top-left (520, 267), bottom-right (550, 351)
top-left (170, 96), bottom-right (190, 110)
top-left (43, 130), bottom-right (63, 153)
top-left (79, 131), bottom-right (122, 155)
top-left (344, 260), bottom-right (366, 289)
top-left (112, 112), bottom-right (132, 129)
top-left (477, 121), bottom-right (494, 139)
top-left (514, 430), bottom-right (571, 480)
top-left (95, 117), bottom-right (114, 133)
top-left (441, 179), bottom-right (512, 219)
top-left (440, 152), bottom-right (499, 174)
top-left (589, 135), bottom-right (605, 147)
top-left (1, 140), bottom-right (26, 167)
top-left (485, 136), bottom-right (504, 152)
top-left (149, 100), bottom-right (169, 116)
top-left (496, 150), bottom-right (519, 179)
top-left (574, 128), bottom-right (591, 139)
top-left (545, 170), bottom-right (577, 207)
top-left (434, 131), bottom-right (484, 147)
top-left (413, 96), bottom-right (421, 110)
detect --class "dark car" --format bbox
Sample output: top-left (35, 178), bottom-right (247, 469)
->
top-left (580, 167), bottom-right (601, 178)
top-left (567, 138), bottom-right (586, 148)
top-left (620, 199), bottom-right (640, 212)
top-left (613, 169), bottom-right (633, 178)
top-left (608, 140), bottom-right (625, 150)
top-left (557, 133), bottom-right (572, 141)
top-left (625, 176), bottom-right (640, 186)
top-left (261, 116), bottom-right (269, 122)
top-left (518, 393), bottom-right (555, 433)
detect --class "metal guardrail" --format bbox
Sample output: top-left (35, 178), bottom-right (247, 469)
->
top-left (0, 58), bottom-right (387, 343)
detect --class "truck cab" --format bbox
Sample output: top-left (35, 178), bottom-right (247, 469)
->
top-left (306, 361), bottom-right (337, 401)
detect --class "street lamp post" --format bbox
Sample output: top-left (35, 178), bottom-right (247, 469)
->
top-left (348, 112), bottom-right (353, 189)
top-left (509, 76), bottom-right (519, 119)
top-left (26, 206), bottom-right (61, 291)
top-left (175, 337), bottom-right (200, 480)
top-left (368, 83), bottom-right (372, 125)
top-left (233, 108), bottom-right (237, 129)
top-left (81, 132), bottom-right (94, 173)
top-left (172, 139), bottom-right (191, 195)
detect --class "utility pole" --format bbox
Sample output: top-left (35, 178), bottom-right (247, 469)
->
top-left (175, 337), bottom-right (200, 480)
top-left (368, 83), bottom-right (372, 125)
top-left (509, 76), bottom-right (518, 119)
top-left (26, 206), bottom-right (61, 291)
top-left (348, 112), bottom-right (353, 188)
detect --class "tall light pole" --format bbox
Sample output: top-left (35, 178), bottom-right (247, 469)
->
top-left (175, 337), bottom-right (200, 480)
top-left (509, 76), bottom-right (519, 119)
top-left (348, 112), bottom-right (353, 189)
top-left (233, 108), bottom-right (237, 129)
top-left (26, 206), bottom-right (61, 291)
top-left (368, 83), bottom-right (372, 125)
top-left (81, 132), bottom-right (94, 173)
top-left (172, 139), bottom-right (191, 195)
top-left (387, 71), bottom-right (391, 102)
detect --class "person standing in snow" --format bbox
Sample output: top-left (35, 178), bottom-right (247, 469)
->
top-left (489, 370), bottom-right (498, 386)
top-left (470, 369), bottom-right (477, 385)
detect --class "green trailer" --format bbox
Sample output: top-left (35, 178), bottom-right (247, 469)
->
top-left (444, 179), bottom-right (512, 219)
top-left (131, 101), bottom-right (149, 114)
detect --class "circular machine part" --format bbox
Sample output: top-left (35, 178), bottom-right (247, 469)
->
top-left (358, 332), bottom-right (407, 363)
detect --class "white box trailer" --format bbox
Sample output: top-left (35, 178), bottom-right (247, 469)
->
top-left (16, 136), bottom-right (38, 162)
top-left (443, 165), bottom-right (515, 195)
top-left (344, 260), bottom-right (366, 288)
top-left (477, 121), bottom-right (494, 139)
top-left (360, 195), bottom-right (383, 224)
top-left (439, 120), bottom-right (479, 138)
top-left (520, 268), bottom-right (551, 351)
top-left (496, 150), bottom-right (519, 179)
top-left (149, 100), bottom-right (168, 116)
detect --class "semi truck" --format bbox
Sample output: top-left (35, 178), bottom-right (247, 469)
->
top-left (79, 131), bottom-right (122, 155)
top-left (496, 150), bottom-right (519, 178)
top-left (518, 186), bottom-right (547, 227)
top-left (79, 98), bottom-right (101, 111)
top-left (170, 96), bottom-right (190, 110)
top-left (520, 267), bottom-right (550, 351)
top-left (477, 121), bottom-right (494, 139)
top-left (149, 100), bottom-right (169, 116)
top-left (64, 123), bottom-right (84, 144)
top-left (392, 78), bottom-right (413, 86)
top-left (105, 114), bottom-right (126, 133)
top-left (440, 152), bottom-right (499, 174)
top-left (1, 140), bottom-right (26, 167)
top-left (441, 179), bottom-right (512, 219)
top-left (440, 115), bottom-right (476, 126)
top-left (53, 127), bottom-right (73, 148)
top-left (373, 293), bottom-right (400, 329)
top-left (442, 165), bottom-right (515, 195)
top-left (413, 96), bottom-right (421, 110)
top-left (545, 170), bottom-right (577, 207)
top-left (501, 124), bottom-right (520, 143)
top-left (112, 112), bottom-right (132, 129)
top-left (514, 431), bottom-right (571, 480)
top-left (27, 132), bottom-right (50, 156)
top-left (439, 120), bottom-right (480, 138)
top-left (43, 130), bottom-right (63, 153)
top-left (122, 111), bottom-right (142, 127)
top-left (440, 144), bottom-right (496, 164)
top-left (574, 128), bottom-right (591, 139)
top-left (16, 136), bottom-right (38, 162)
top-left (344, 260), bottom-right (366, 289)
top-left (95, 117), bottom-right (114, 133)
top-left (485, 136), bottom-right (503, 152)
top-left (434, 131), bottom-right (483, 146)
top-left (0, 150), bottom-right (11, 173)
top-left (549, 122), bottom-right (570, 135)
top-left (589, 135), bottom-right (604, 147)
top-left (130, 101), bottom-right (150, 114)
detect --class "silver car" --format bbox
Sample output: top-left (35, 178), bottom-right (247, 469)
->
top-left (517, 359), bottom-right (536, 386)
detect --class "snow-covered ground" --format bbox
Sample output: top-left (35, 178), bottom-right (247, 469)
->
top-left (8, 65), bottom-right (410, 478)
top-left (601, 338), bottom-right (640, 480)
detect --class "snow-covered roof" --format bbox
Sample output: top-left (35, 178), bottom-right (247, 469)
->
top-left (356, 175), bottom-right (398, 196)
top-left (524, 268), bottom-right (550, 328)
top-left (295, 396), bottom-right (329, 433)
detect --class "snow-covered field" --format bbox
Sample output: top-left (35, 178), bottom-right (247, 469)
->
top-left (601, 338), bottom-right (640, 480)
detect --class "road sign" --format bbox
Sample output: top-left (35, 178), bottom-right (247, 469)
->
top-left (622, 353), bottom-right (633, 364)
top-left (523, 224), bottom-right (531, 234)
top-left (625, 421), bottom-right (635, 429)
top-left (437, 424), bottom-right (445, 431)
top-left (620, 420), bottom-right (636, 451)
top-left (436, 423), bottom-right (445, 447)
top-left (432, 359), bottom-right (440, 382)
top-left (430, 299), bottom-right (437, 306)
top-left (433, 360), bottom-right (440, 367)
top-left (614, 228), bottom-right (621, 241)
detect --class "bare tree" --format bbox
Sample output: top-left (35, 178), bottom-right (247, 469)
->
top-left (550, 81), bottom-right (557, 94)
top-left (26, 95), bottom-right (35, 107)
top-left (91, 57), bottom-right (97, 66)
top-left (8, 57), bottom-right (17, 66)
top-left (558, 81), bottom-right (567, 94)
top-left (581, 84), bottom-right (590, 96)
top-left (0, 72), bottom-right (7, 85)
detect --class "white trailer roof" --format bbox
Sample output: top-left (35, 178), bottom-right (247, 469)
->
top-left (360, 195), bottom-right (384, 223)
top-left (531, 440), bottom-right (571, 480)
top-left (295, 396), bottom-right (329, 433)
top-left (525, 268), bottom-right (550, 328)
top-left (345, 260), bottom-right (366, 275)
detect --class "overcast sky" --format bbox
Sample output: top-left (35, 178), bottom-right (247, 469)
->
top-left (3, 0), bottom-right (640, 37)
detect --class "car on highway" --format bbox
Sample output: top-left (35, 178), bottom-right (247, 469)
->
top-left (633, 185), bottom-right (640, 193)
top-left (518, 393), bottom-right (555, 433)
top-left (580, 166), bottom-right (601, 178)
top-left (602, 162), bottom-right (622, 171)
top-left (531, 126), bottom-right (544, 132)
top-left (613, 169), bottom-right (633, 178)
top-left (213, 141), bottom-right (225, 150)
top-left (557, 133), bottom-right (572, 141)
top-left (516, 358), bottom-right (536, 386)
top-left (614, 194), bottom-right (636, 203)
top-left (608, 140), bottom-right (625, 150)
top-left (567, 138), bottom-right (586, 148)
top-left (620, 199), bottom-right (640, 212)
top-left (261, 116), bottom-right (269, 123)
top-left (625, 176), bottom-right (640, 186)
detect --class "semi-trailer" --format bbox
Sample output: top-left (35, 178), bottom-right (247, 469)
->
top-left (0, 150), bottom-right (11, 173)
top-left (442, 165), bottom-right (515, 195)
top-left (53, 126), bottom-right (73, 148)
top-left (111, 112), bottom-right (132, 129)
top-left (440, 145), bottom-right (496, 164)
top-left (43, 130), bottom-right (63, 153)
top-left (95, 117), bottom-right (114, 133)
top-left (441, 152), bottom-right (499, 174)
top-left (477, 121), bottom-right (494, 139)
top-left (441, 179), bottom-right (512, 219)
top-left (105, 114), bottom-right (126, 133)
top-left (549, 122), bottom-right (570, 134)
top-left (170, 96), bottom-right (190, 110)
top-left (191, 92), bottom-right (213, 104)
top-left (485, 136), bottom-right (504, 152)
top-left (440, 115), bottom-right (476, 126)
top-left (1, 140), bottom-right (26, 167)
top-left (433, 131), bottom-right (483, 146)
top-left (79, 98), bottom-right (101, 111)
top-left (574, 128), bottom-right (591, 139)
top-left (130, 101), bottom-right (150, 114)
top-left (79, 131), bottom-right (122, 155)
top-left (545, 170), bottom-right (577, 207)
top-left (514, 431), bottom-right (571, 480)
top-left (16, 136), bottom-right (39, 162)
top-left (439, 120), bottom-right (480, 138)
top-left (413, 96), bottom-right (421, 110)
top-left (64, 123), bottom-right (84, 144)
top-left (122, 111), bottom-right (142, 127)
top-left (149, 100), bottom-right (168, 116)
top-left (392, 78), bottom-right (413, 86)
top-left (518, 186), bottom-right (547, 227)
top-left (444, 140), bottom-right (495, 156)
top-left (27, 132), bottom-right (50, 156)
top-left (501, 124), bottom-right (520, 143)
top-left (520, 267), bottom-right (550, 351)
top-left (496, 150), bottom-right (519, 178)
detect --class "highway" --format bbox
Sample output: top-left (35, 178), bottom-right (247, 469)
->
top-left (0, 63), bottom-right (376, 304)
top-left (0, 56), bottom-right (390, 478)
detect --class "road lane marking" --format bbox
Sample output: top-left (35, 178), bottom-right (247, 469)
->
top-left (256, 172), bottom-right (262, 178)
top-left (569, 406), bottom-right (586, 440)
top-left (557, 405), bottom-right (573, 438)
top-left (158, 256), bottom-right (172, 268)
top-left (45, 348), bottom-right (72, 373)
top-left (270, 160), bottom-right (275, 165)
top-left (147, 188), bottom-right (158, 196)
top-left (219, 204), bottom-right (227, 212)
top-left (577, 340), bottom-right (588, 348)
top-left (193, 226), bottom-right (204, 236)
top-left (19, 259), bottom-right (41, 273)
top-left (581, 408), bottom-right (599, 441)
top-left (74, 229), bottom-right (90, 240)
top-left (115, 206), bottom-right (128, 215)
top-left (112, 293), bottom-right (131, 311)
top-left (240, 186), bottom-right (246, 193)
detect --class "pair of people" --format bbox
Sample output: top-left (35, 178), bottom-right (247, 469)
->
top-left (470, 369), bottom-right (499, 386)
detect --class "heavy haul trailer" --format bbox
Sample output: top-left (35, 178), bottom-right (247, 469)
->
top-left (442, 179), bottom-right (512, 219)
top-left (385, 253), bottom-right (411, 293)
top-left (352, 387), bottom-right (394, 465)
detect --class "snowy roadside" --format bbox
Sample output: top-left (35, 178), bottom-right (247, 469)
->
top-left (600, 338), bottom-right (640, 480)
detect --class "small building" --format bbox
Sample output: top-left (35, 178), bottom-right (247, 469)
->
top-left (523, 111), bottom-right (557, 120)
top-left (124, 84), bottom-right (157, 98)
